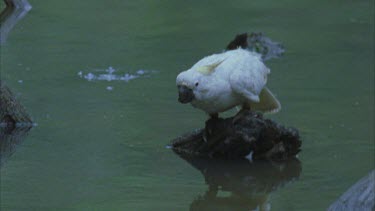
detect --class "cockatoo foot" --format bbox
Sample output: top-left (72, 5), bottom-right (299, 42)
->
top-left (204, 115), bottom-right (219, 142)
top-left (209, 113), bottom-right (219, 119)
top-left (233, 105), bottom-right (251, 124)
top-left (241, 103), bottom-right (251, 111)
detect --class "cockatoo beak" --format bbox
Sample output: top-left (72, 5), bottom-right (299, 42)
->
top-left (177, 85), bottom-right (194, 104)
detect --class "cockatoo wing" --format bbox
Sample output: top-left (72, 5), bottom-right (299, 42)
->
top-left (229, 52), bottom-right (269, 102)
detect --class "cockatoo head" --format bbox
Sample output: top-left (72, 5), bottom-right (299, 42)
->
top-left (176, 59), bottom-right (224, 104)
top-left (176, 70), bottom-right (207, 104)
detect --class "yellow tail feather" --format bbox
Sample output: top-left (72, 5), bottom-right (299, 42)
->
top-left (248, 87), bottom-right (281, 114)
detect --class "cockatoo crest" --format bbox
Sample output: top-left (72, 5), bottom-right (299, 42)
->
top-left (196, 59), bottom-right (225, 75)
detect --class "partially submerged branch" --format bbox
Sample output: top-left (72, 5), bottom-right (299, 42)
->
top-left (226, 32), bottom-right (285, 61)
top-left (328, 170), bottom-right (375, 211)
top-left (0, 0), bottom-right (32, 44)
top-left (0, 82), bottom-right (33, 129)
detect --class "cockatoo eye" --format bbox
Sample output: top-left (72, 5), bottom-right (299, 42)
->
top-left (195, 82), bottom-right (199, 87)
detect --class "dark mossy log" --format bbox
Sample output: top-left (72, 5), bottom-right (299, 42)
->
top-left (171, 110), bottom-right (301, 160)
top-left (0, 82), bottom-right (33, 129)
top-left (226, 32), bottom-right (285, 61)
top-left (328, 170), bottom-right (375, 211)
top-left (179, 155), bottom-right (301, 210)
top-left (0, 126), bottom-right (31, 166)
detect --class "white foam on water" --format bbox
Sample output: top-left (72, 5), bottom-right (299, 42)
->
top-left (107, 66), bottom-right (115, 74)
top-left (136, 70), bottom-right (145, 75)
top-left (84, 73), bottom-right (96, 81)
top-left (78, 66), bottom-right (157, 83)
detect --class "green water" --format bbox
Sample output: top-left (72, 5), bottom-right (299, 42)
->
top-left (0, 0), bottom-right (374, 210)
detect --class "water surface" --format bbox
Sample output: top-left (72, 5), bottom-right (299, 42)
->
top-left (0, 0), bottom-right (374, 210)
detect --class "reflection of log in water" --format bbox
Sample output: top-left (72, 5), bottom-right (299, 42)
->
top-left (0, 0), bottom-right (32, 44)
top-left (0, 126), bottom-right (31, 166)
top-left (177, 154), bottom-right (301, 211)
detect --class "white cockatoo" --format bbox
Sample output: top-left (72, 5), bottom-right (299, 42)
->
top-left (176, 48), bottom-right (281, 117)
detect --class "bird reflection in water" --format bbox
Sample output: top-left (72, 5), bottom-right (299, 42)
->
top-left (178, 155), bottom-right (301, 211)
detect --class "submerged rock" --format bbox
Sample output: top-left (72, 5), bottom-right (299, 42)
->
top-left (171, 110), bottom-right (301, 161)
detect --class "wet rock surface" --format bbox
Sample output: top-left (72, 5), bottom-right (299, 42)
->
top-left (171, 110), bottom-right (301, 161)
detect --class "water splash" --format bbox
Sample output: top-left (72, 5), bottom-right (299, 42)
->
top-left (78, 66), bottom-right (157, 82)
